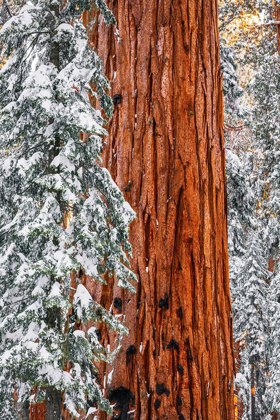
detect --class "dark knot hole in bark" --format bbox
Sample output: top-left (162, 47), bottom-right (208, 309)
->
top-left (156, 383), bottom-right (170, 396)
top-left (126, 345), bottom-right (136, 364)
top-left (114, 297), bottom-right (123, 312)
top-left (109, 386), bottom-right (135, 420)
top-left (167, 339), bottom-right (179, 353)
top-left (159, 293), bottom-right (169, 310)
top-left (113, 94), bottom-right (122, 105)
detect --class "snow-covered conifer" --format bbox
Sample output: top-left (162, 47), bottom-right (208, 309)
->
top-left (266, 263), bottom-right (280, 415)
top-left (220, 38), bottom-right (244, 117)
top-left (219, 1), bottom-right (280, 416)
top-left (0, 0), bottom-right (136, 418)
top-left (247, 7), bottom-right (280, 415)
top-left (234, 231), bottom-right (269, 419)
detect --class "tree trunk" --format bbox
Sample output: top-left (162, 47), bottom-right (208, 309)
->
top-left (275, 6), bottom-right (280, 55)
top-left (29, 401), bottom-right (45, 420)
top-left (19, 400), bottom-right (29, 420)
top-left (269, 8), bottom-right (280, 420)
top-left (44, 3), bottom-right (62, 419)
top-left (83, 0), bottom-right (235, 419)
top-left (45, 387), bottom-right (62, 420)
top-left (250, 360), bottom-right (256, 420)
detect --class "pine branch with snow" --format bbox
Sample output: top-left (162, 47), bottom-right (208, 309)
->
top-left (0, 0), bottom-right (136, 417)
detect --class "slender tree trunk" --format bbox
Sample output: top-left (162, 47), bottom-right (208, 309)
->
top-left (275, 6), bottom-right (280, 55)
top-left (269, 9), bottom-right (280, 420)
top-left (83, 0), bottom-right (235, 419)
top-left (44, 3), bottom-right (62, 419)
top-left (18, 400), bottom-right (29, 420)
top-left (29, 401), bottom-right (45, 420)
top-left (45, 387), bottom-right (62, 420)
top-left (250, 359), bottom-right (256, 420)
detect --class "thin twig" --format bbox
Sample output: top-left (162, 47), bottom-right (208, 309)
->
top-left (260, 21), bottom-right (280, 26)
top-left (224, 124), bottom-right (244, 132)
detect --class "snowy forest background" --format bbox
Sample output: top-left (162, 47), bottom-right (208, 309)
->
top-left (221, 0), bottom-right (280, 418)
top-left (0, 0), bottom-right (279, 418)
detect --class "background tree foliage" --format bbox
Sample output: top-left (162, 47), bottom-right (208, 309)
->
top-left (220, 0), bottom-right (280, 418)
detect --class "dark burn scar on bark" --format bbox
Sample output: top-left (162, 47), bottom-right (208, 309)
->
top-left (113, 94), bottom-right (122, 105)
top-left (156, 383), bottom-right (170, 396)
top-left (109, 387), bottom-right (135, 420)
top-left (114, 297), bottom-right (122, 312)
top-left (178, 306), bottom-right (183, 319)
top-left (167, 339), bottom-right (179, 353)
top-left (95, 329), bottom-right (101, 341)
top-left (177, 363), bottom-right (184, 375)
top-left (154, 399), bottom-right (161, 409)
top-left (159, 293), bottom-right (169, 309)
top-left (126, 345), bottom-right (136, 364)
top-left (177, 396), bottom-right (182, 406)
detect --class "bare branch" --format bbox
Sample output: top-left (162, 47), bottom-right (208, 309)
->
top-left (0, 0), bottom-right (12, 25)
top-left (224, 124), bottom-right (244, 132)
top-left (259, 21), bottom-right (280, 26)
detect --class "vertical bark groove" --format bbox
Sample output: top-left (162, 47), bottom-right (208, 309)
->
top-left (83, 0), bottom-right (235, 419)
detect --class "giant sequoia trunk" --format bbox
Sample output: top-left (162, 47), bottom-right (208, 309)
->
top-left (82, 0), bottom-right (235, 419)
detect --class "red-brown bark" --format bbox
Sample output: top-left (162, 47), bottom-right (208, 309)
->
top-left (275, 6), bottom-right (280, 55)
top-left (82, 0), bottom-right (235, 419)
top-left (29, 402), bottom-right (45, 420)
